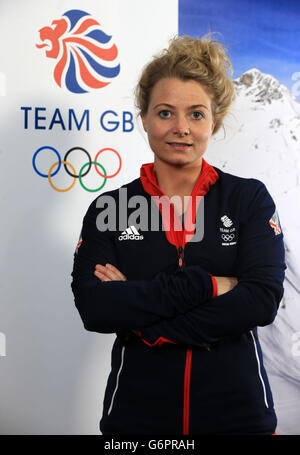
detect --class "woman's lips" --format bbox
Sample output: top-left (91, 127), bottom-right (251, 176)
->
top-left (166, 142), bottom-right (192, 151)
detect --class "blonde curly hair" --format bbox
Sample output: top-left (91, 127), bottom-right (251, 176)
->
top-left (135, 33), bottom-right (234, 135)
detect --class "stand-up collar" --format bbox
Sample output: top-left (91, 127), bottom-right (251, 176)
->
top-left (140, 157), bottom-right (219, 197)
top-left (139, 158), bottom-right (219, 248)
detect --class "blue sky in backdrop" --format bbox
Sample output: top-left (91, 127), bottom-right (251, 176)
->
top-left (179, 0), bottom-right (300, 97)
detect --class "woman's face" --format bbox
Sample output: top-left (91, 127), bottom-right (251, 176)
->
top-left (141, 77), bottom-right (216, 168)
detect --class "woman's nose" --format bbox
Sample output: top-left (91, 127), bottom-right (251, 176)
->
top-left (173, 116), bottom-right (190, 136)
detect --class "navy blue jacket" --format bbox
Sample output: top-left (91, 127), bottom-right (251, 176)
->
top-left (71, 159), bottom-right (286, 435)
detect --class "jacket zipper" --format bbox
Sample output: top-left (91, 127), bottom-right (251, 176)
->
top-left (178, 245), bottom-right (192, 435)
top-left (178, 245), bottom-right (185, 267)
top-left (183, 347), bottom-right (192, 435)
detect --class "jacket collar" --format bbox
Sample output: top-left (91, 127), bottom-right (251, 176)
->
top-left (140, 157), bottom-right (219, 197)
top-left (139, 158), bottom-right (219, 249)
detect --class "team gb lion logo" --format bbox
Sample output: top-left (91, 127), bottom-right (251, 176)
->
top-left (36, 9), bottom-right (120, 93)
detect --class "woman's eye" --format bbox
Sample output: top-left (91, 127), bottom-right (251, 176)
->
top-left (159, 110), bottom-right (171, 119)
top-left (191, 111), bottom-right (203, 120)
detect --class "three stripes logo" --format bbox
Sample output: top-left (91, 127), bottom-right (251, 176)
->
top-left (118, 226), bottom-right (144, 241)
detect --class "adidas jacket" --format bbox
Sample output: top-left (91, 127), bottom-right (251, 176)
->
top-left (71, 158), bottom-right (286, 435)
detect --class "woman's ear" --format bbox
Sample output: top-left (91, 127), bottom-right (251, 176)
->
top-left (140, 113), bottom-right (147, 132)
top-left (211, 118), bottom-right (216, 133)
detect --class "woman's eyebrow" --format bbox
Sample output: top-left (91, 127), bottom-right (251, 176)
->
top-left (153, 103), bottom-right (208, 110)
top-left (190, 104), bottom-right (209, 110)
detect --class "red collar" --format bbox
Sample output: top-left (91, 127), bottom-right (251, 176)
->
top-left (140, 158), bottom-right (219, 198)
top-left (139, 158), bottom-right (219, 250)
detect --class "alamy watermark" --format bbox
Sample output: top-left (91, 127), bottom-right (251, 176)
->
top-left (0, 72), bottom-right (6, 96)
top-left (95, 188), bottom-right (205, 242)
top-left (0, 332), bottom-right (6, 356)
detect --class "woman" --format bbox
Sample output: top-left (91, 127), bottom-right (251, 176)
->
top-left (71, 35), bottom-right (286, 435)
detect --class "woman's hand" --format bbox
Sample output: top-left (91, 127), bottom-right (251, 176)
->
top-left (94, 263), bottom-right (127, 282)
top-left (213, 276), bottom-right (238, 296)
top-left (94, 263), bottom-right (133, 336)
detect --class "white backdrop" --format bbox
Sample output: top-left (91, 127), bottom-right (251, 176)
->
top-left (0, 0), bottom-right (178, 434)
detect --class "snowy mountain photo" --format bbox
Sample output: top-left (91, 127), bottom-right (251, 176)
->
top-left (206, 68), bottom-right (300, 435)
top-left (180, 0), bottom-right (300, 434)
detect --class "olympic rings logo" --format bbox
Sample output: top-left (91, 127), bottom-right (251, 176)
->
top-left (32, 146), bottom-right (122, 192)
top-left (221, 234), bottom-right (235, 242)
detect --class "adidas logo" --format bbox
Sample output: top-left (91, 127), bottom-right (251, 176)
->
top-left (118, 225), bottom-right (144, 241)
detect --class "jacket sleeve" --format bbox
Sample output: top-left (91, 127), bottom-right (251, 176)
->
top-left (134, 180), bottom-right (286, 348)
top-left (71, 195), bottom-right (216, 333)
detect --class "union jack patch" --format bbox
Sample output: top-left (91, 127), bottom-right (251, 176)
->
top-left (269, 210), bottom-right (281, 235)
top-left (75, 230), bottom-right (83, 254)
top-left (75, 238), bottom-right (82, 254)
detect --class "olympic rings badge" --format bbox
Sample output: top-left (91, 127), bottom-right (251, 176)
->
top-left (32, 146), bottom-right (122, 192)
top-left (221, 233), bottom-right (235, 242)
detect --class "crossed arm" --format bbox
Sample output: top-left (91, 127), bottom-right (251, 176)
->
top-left (71, 181), bottom-right (285, 347)
top-left (94, 263), bottom-right (237, 297)
top-left (94, 263), bottom-right (238, 341)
